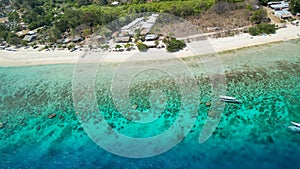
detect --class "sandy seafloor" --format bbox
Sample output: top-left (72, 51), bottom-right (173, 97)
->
top-left (0, 40), bottom-right (300, 169)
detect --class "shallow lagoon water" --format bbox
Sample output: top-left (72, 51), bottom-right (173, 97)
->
top-left (1, 40), bottom-right (300, 168)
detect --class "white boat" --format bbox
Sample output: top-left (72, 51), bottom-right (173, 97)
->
top-left (291, 121), bottom-right (300, 127)
top-left (288, 126), bottom-right (300, 132)
top-left (219, 95), bottom-right (241, 104)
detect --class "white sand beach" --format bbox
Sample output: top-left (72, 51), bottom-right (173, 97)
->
top-left (0, 24), bottom-right (299, 66)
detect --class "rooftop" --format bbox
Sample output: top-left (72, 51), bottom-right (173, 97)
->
top-left (115, 36), bottom-right (130, 43)
top-left (121, 17), bottom-right (144, 31)
top-left (23, 35), bottom-right (36, 42)
top-left (111, 1), bottom-right (119, 5)
top-left (270, 1), bottom-right (289, 10)
top-left (274, 9), bottom-right (292, 18)
top-left (16, 30), bottom-right (29, 37)
top-left (145, 34), bottom-right (158, 41)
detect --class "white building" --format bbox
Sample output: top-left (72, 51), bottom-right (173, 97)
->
top-left (121, 17), bottom-right (144, 35)
top-left (111, 1), bottom-right (119, 5)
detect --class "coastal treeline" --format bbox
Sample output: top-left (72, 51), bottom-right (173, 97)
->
top-left (4, 0), bottom-right (299, 46)
top-left (248, 23), bottom-right (276, 36)
top-left (2, 0), bottom-right (220, 43)
top-left (55, 0), bottom-right (215, 32)
top-left (10, 0), bottom-right (215, 31)
top-left (0, 0), bottom-right (221, 46)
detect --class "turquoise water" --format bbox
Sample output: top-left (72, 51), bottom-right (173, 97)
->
top-left (1, 41), bottom-right (300, 168)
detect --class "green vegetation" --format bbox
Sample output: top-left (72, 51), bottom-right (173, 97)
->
top-left (250, 9), bottom-right (267, 24)
top-left (290, 0), bottom-right (300, 15)
top-left (124, 43), bottom-right (133, 49)
top-left (164, 37), bottom-right (186, 52)
top-left (136, 42), bottom-right (148, 51)
top-left (7, 0), bottom-right (216, 36)
top-left (115, 44), bottom-right (122, 49)
top-left (2, 0), bottom-right (263, 46)
top-left (67, 43), bottom-right (76, 50)
top-left (8, 11), bottom-right (20, 22)
top-left (248, 23), bottom-right (276, 36)
top-left (0, 24), bottom-right (21, 44)
top-left (54, 0), bottom-right (215, 33)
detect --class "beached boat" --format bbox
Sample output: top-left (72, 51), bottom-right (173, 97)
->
top-left (288, 126), bottom-right (300, 132)
top-left (219, 95), bottom-right (242, 104)
top-left (288, 121), bottom-right (300, 132)
top-left (291, 121), bottom-right (300, 127)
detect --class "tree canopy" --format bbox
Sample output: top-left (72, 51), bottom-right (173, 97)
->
top-left (248, 23), bottom-right (276, 36)
top-left (3, 0), bottom-right (250, 45)
top-left (164, 38), bottom-right (186, 52)
top-left (290, 0), bottom-right (300, 15)
top-left (250, 9), bottom-right (267, 24)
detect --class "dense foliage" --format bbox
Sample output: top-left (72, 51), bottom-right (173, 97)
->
top-left (0, 24), bottom-right (21, 45)
top-left (290, 0), bottom-right (300, 15)
top-left (8, 0), bottom-right (215, 31)
top-left (164, 37), bottom-right (186, 52)
top-left (136, 42), bottom-right (148, 51)
top-left (250, 9), bottom-right (267, 24)
top-left (1, 0), bottom-right (252, 45)
top-left (248, 23), bottom-right (276, 36)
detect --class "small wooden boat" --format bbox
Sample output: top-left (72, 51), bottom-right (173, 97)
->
top-left (291, 121), bottom-right (300, 127)
top-left (219, 95), bottom-right (242, 104)
top-left (288, 126), bottom-right (300, 132)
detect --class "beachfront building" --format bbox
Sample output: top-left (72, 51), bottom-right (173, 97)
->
top-left (23, 35), bottom-right (36, 42)
top-left (145, 34), bottom-right (158, 41)
top-left (140, 14), bottom-right (159, 35)
top-left (115, 36), bottom-right (131, 43)
top-left (121, 17), bottom-right (144, 35)
top-left (16, 30), bottom-right (29, 38)
top-left (269, 1), bottom-right (289, 10)
top-left (143, 41), bottom-right (157, 48)
top-left (109, 14), bottom-right (160, 51)
top-left (274, 9), bottom-right (292, 19)
top-left (143, 34), bottom-right (160, 48)
top-left (111, 1), bottom-right (119, 6)
top-left (117, 14), bottom-right (159, 38)
top-left (72, 36), bottom-right (83, 43)
top-left (267, 1), bottom-right (294, 20)
top-left (291, 20), bottom-right (299, 26)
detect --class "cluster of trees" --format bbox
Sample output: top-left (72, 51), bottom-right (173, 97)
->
top-left (248, 23), bottom-right (276, 36)
top-left (9, 0), bottom-right (58, 30)
top-left (136, 42), bottom-right (148, 51)
top-left (125, 0), bottom-right (214, 17)
top-left (0, 24), bottom-right (22, 45)
top-left (248, 8), bottom-right (275, 36)
top-left (163, 37), bottom-right (186, 52)
top-left (250, 9), bottom-right (267, 24)
top-left (51, 0), bottom-right (216, 40)
top-left (3, 0), bottom-right (251, 46)
top-left (290, 0), bottom-right (300, 15)
top-left (55, 6), bottom-right (122, 33)
top-left (8, 11), bottom-right (20, 22)
top-left (9, 0), bottom-right (107, 31)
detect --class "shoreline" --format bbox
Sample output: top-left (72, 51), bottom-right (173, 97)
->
top-left (0, 24), bottom-right (299, 67)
